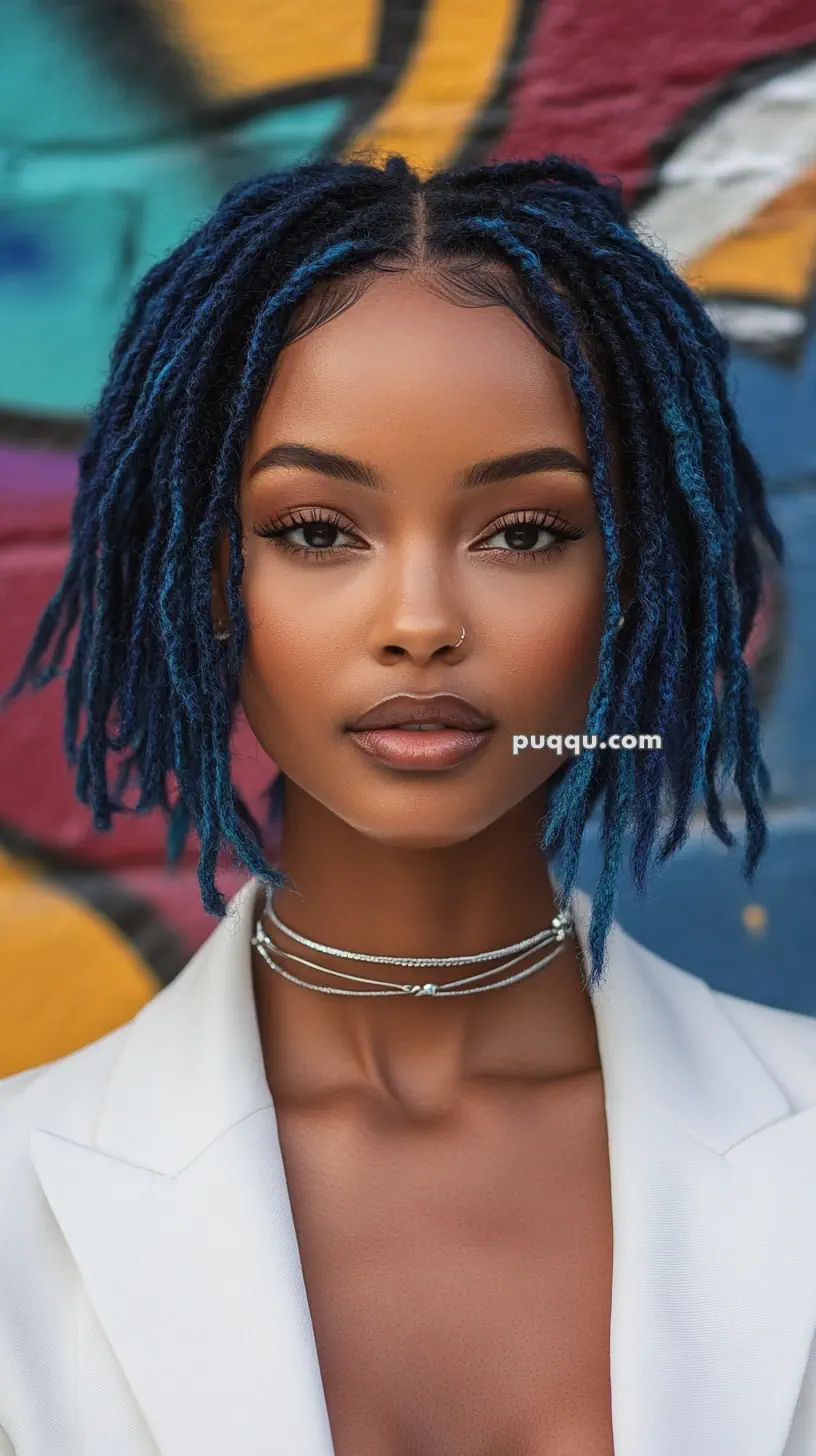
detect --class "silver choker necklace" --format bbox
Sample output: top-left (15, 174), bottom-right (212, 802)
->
top-left (251, 888), bottom-right (575, 998)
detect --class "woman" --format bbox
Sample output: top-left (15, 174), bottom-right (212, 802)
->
top-left (1, 152), bottom-right (815, 1456)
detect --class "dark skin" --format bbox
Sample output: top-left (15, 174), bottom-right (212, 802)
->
top-left (213, 268), bottom-right (619, 1455)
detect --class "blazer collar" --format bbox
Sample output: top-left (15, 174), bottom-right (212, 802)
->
top-left (30, 879), bottom-right (816, 1455)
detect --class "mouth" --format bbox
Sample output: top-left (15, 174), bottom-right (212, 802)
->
top-left (346, 692), bottom-right (496, 734)
top-left (344, 695), bottom-right (496, 771)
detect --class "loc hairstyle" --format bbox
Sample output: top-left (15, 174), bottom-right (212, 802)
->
top-left (3, 150), bottom-right (783, 987)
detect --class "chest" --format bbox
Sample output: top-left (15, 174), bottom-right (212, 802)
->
top-left (276, 1074), bottom-right (614, 1456)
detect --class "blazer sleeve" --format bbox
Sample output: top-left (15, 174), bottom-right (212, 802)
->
top-left (0, 1427), bottom-right (16, 1455)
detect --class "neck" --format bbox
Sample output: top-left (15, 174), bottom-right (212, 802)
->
top-left (251, 782), bottom-right (601, 1116)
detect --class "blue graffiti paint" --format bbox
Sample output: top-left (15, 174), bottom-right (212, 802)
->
top-left (729, 314), bottom-right (816, 488)
top-left (0, 217), bottom-right (51, 281)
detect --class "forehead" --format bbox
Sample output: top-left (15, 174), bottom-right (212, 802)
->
top-left (250, 269), bottom-right (586, 456)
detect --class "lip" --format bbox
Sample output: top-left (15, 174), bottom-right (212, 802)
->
top-left (345, 694), bottom-right (496, 772)
top-left (346, 693), bottom-right (495, 733)
top-left (347, 725), bottom-right (495, 770)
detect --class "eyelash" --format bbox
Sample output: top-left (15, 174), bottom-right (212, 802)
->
top-left (253, 506), bottom-right (587, 564)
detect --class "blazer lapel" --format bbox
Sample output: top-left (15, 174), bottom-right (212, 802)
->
top-left (29, 879), bottom-right (816, 1456)
top-left (571, 892), bottom-right (816, 1456)
top-left (30, 877), bottom-right (336, 1456)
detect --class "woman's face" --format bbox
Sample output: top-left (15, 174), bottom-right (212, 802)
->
top-left (220, 268), bottom-right (607, 847)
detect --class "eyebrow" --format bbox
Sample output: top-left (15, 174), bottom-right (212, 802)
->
top-left (248, 442), bottom-right (591, 491)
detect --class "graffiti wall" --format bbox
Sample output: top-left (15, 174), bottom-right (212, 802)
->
top-left (2, 0), bottom-right (816, 1069)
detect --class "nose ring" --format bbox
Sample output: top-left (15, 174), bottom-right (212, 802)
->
top-left (453, 625), bottom-right (466, 650)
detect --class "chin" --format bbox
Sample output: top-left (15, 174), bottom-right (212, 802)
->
top-left (331, 795), bottom-right (507, 849)
top-left (357, 824), bottom-right (488, 850)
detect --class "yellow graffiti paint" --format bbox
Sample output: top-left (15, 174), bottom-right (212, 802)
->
top-left (741, 903), bottom-right (769, 937)
top-left (342, 0), bottom-right (522, 177)
top-left (687, 165), bottom-right (816, 307)
top-left (163, 0), bottom-right (379, 98)
top-left (0, 850), bottom-right (159, 1077)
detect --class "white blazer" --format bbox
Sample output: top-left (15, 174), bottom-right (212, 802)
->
top-left (1, 877), bottom-right (816, 1456)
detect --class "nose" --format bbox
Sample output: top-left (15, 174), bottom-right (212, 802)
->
top-left (372, 550), bottom-right (467, 663)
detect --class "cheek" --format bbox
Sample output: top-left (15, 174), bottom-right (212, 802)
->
top-left (236, 563), bottom-right (345, 745)
top-left (496, 553), bottom-right (606, 714)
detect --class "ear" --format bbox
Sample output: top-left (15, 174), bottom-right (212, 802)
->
top-left (210, 530), bottom-right (231, 625)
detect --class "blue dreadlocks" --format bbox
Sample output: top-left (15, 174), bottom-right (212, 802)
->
top-left (2, 152), bottom-right (783, 986)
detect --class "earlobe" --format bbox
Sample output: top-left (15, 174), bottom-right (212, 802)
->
top-left (210, 579), bottom-right (227, 632)
top-left (211, 580), bottom-right (231, 640)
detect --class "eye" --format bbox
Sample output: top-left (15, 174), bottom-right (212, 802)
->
top-left (473, 509), bottom-right (586, 562)
top-left (253, 508), bottom-right (364, 560)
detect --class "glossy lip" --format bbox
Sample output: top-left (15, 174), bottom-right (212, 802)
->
top-left (347, 724), bottom-right (495, 770)
top-left (345, 694), bottom-right (497, 772)
top-left (345, 693), bottom-right (496, 733)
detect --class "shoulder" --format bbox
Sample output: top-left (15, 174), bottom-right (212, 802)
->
top-left (0, 1026), bottom-right (135, 1431)
top-left (0, 1017), bottom-right (132, 1137)
top-left (0, 1021), bottom-right (134, 1257)
top-left (575, 887), bottom-right (816, 1097)
top-left (640, 933), bottom-right (816, 1110)
top-left (710, 979), bottom-right (816, 1109)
